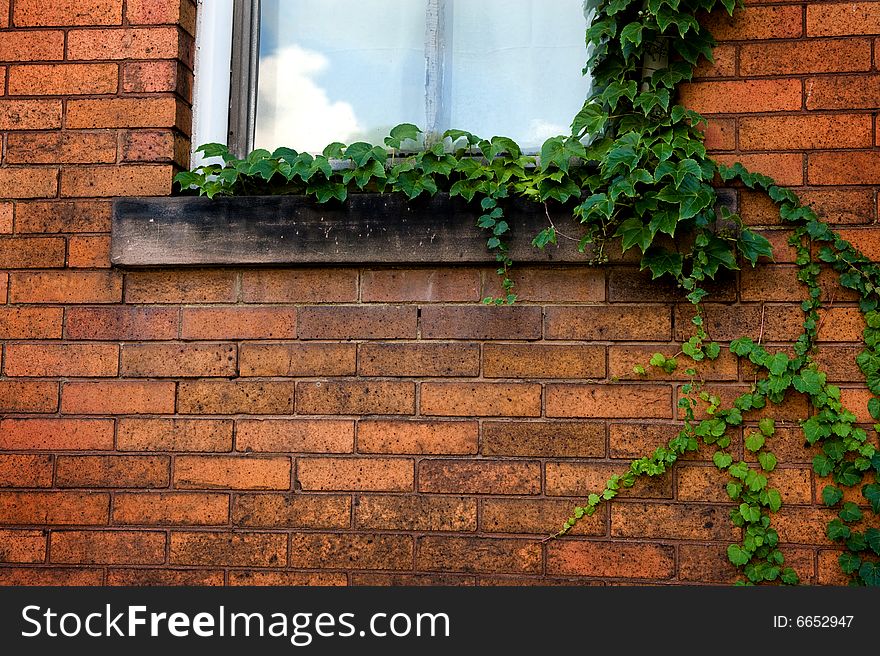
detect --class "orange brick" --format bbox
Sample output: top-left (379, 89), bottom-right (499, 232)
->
top-left (56, 455), bottom-right (169, 488)
top-left (484, 266), bottom-right (605, 302)
top-left (51, 530), bottom-right (165, 564)
top-left (8, 63), bottom-right (117, 95)
top-left (0, 454), bottom-right (54, 487)
top-left (351, 572), bottom-right (471, 586)
top-left (359, 343), bottom-right (480, 377)
top-left (483, 344), bottom-right (605, 379)
top-left (817, 550), bottom-right (852, 585)
top-left (0, 99), bottom-right (62, 130)
top-left (692, 44), bottom-right (736, 79)
top-left (679, 464), bottom-right (812, 504)
top-left (127, 0), bottom-right (195, 32)
top-left (61, 164), bottom-right (172, 197)
top-left (356, 495), bottom-right (476, 531)
top-left (0, 567), bottom-right (103, 585)
top-left (68, 27), bottom-right (179, 60)
top-left (740, 114), bottom-right (873, 151)
top-left (817, 307), bottom-right (865, 342)
top-left (420, 381), bottom-right (542, 417)
top-left (480, 498), bottom-right (606, 536)
top-left (229, 571), bottom-right (346, 586)
top-left (612, 502), bottom-right (738, 540)
top-left (123, 61), bottom-right (179, 93)
top-left (0, 2), bottom-right (7, 27)
top-left (608, 345), bottom-right (738, 381)
top-left (809, 151), bottom-right (880, 185)
top-left (117, 418), bottom-right (233, 452)
top-left (0, 237), bottom-right (64, 267)
top-left (0, 419), bottom-right (113, 450)
top-left (121, 343), bottom-right (236, 377)
top-left (418, 460), bottom-right (540, 494)
top-left (68, 235), bottom-right (111, 268)
top-left (174, 455), bottom-right (290, 491)
top-left (0, 167), bottom-right (57, 199)
top-left (15, 200), bottom-right (110, 233)
top-left (546, 462), bottom-right (673, 498)
top-left (808, 2), bottom-right (880, 36)
top-left (703, 117), bottom-right (736, 151)
top-left (674, 303), bottom-right (804, 342)
top-left (241, 269), bottom-right (358, 303)
top-left (361, 268), bottom-right (481, 302)
top-left (680, 543), bottom-right (815, 584)
top-left (298, 305), bottom-right (417, 339)
top-left (544, 305), bottom-right (672, 340)
top-left (679, 80), bottom-right (802, 114)
top-left (232, 493), bottom-right (350, 529)
top-left (811, 344), bottom-right (864, 381)
top-left (546, 384), bottom-right (672, 419)
top-left (0, 529), bottom-right (46, 563)
top-left (107, 569), bottom-right (224, 586)
top-left (740, 265), bottom-right (805, 301)
top-left (714, 153), bottom-right (805, 186)
top-left (66, 306), bottom-right (177, 340)
top-left (0, 491), bottom-right (109, 525)
top-left (741, 39), bottom-right (872, 76)
top-left (297, 457), bottom-right (413, 491)
top-left (10, 271), bottom-right (121, 303)
top-left (66, 97), bottom-right (181, 129)
top-left (239, 342), bottom-right (356, 377)
top-left (482, 421), bottom-right (604, 457)
top-left (170, 531), bottom-right (287, 567)
top-left (120, 129), bottom-right (175, 161)
top-left (291, 533), bottom-right (412, 570)
top-left (837, 227), bottom-right (880, 260)
top-left (839, 387), bottom-right (873, 423)
top-left (236, 419), bottom-right (354, 453)
top-left (113, 492), bottom-right (229, 525)
top-left (296, 381), bottom-right (414, 415)
top-left (61, 381), bottom-right (175, 415)
top-left (5, 343), bottom-right (118, 377)
top-left (0, 30), bottom-right (65, 60)
top-left (6, 131), bottom-right (117, 164)
top-left (358, 420), bottom-right (478, 455)
top-left (806, 74), bottom-right (880, 110)
top-left (178, 381), bottom-right (294, 415)
top-left (0, 203), bottom-right (10, 233)
top-left (181, 307), bottom-right (295, 340)
top-left (703, 5), bottom-right (802, 40)
top-left (773, 507), bottom-right (837, 545)
top-left (14, 0), bottom-right (123, 26)
top-left (416, 536), bottom-right (541, 574)
top-left (124, 270), bottom-right (236, 303)
top-left (420, 306), bottom-right (542, 340)
top-left (609, 421), bottom-right (739, 461)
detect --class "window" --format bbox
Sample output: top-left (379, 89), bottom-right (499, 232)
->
top-left (192, 0), bottom-right (591, 163)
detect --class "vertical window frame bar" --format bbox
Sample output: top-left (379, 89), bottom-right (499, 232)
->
top-left (229, 0), bottom-right (261, 158)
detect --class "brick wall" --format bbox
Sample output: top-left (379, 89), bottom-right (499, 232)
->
top-left (0, 0), bottom-right (876, 585)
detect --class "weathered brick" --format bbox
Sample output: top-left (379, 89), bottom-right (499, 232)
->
top-left (296, 381), bottom-right (414, 415)
top-left (5, 343), bottom-right (118, 377)
top-left (61, 164), bottom-right (172, 197)
top-left (241, 269), bottom-right (358, 303)
top-left (352, 573), bottom-right (473, 586)
top-left (297, 457), bottom-right (413, 492)
top-left (703, 5), bottom-right (802, 40)
top-left (678, 465), bottom-right (812, 504)
top-left (805, 74), bottom-right (880, 110)
top-left (14, 0), bottom-right (123, 26)
top-left (545, 305), bottom-right (672, 340)
top-left (481, 498), bottom-right (605, 536)
top-left (66, 97), bottom-right (183, 129)
top-left (715, 153), bottom-right (806, 187)
top-left (359, 343), bottom-right (480, 377)
top-left (807, 2), bottom-right (880, 36)
top-left (838, 227), bottom-right (880, 260)
top-left (8, 64), bottom-right (117, 95)
top-left (297, 305), bottom-right (417, 339)
top-left (290, 533), bottom-right (412, 570)
top-left (0, 567), bottom-right (103, 585)
top-left (740, 265), bottom-right (806, 301)
top-left (418, 460), bottom-right (540, 495)
top-left (62, 381), bottom-right (176, 415)
top-left (773, 507), bottom-right (837, 545)
top-left (482, 421), bottom-right (604, 457)
top-left (355, 495), bottom-right (476, 531)
top-left (674, 303), bottom-right (804, 342)
top-left (181, 307), bottom-right (296, 340)
top-left (0, 30), bottom-right (64, 60)
top-left (122, 62), bottom-right (178, 93)
top-left (610, 421), bottom-right (741, 461)
top-left (0, 419), bottom-right (113, 450)
top-left (0, 381), bottom-right (57, 413)
top-left (124, 270), bottom-right (236, 303)
top-left (420, 382), bottom-right (541, 417)
top-left (612, 502), bottom-right (738, 540)
top-left (740, 114), bottom-right (873, 150)
top-left (0, 203), bottom-right (10, 233)
top-left (178, 381), bottom-right (294, 415)
top-left (106, 568), bottom-right (224, 586)
top-left (56, 455), bottom-right (169, 488)
top-left (170, 531), bottom-right (286, 567)
top-left (420, 306), bottom-right (542, 340)
top-left (68, 27), bottom-right (179, 59)
top-left (236, 419), bottom-right (354, 453)
top-left (121, 343), bottom-right (237, 377)
top-left (809, 151), bottom-right (880, 185)
top-left (0, 530), bottom-right (47, 563)
top-left (6, 131), bottom-right (117, 164)
top-left (483, 344), bottom-right (605, 379)
top-left (127, 0), bottom-right (196, 32)
top-left (117, 418), bottom-right (233, 452)
top-left (484, 266), bottom-right (605, 302)
top-left (66, 306), bottom-right (177, 340)
top-left (68, 235), bottom-right (112, 268)
top-left (358, 420), bottom-right (478, 455)
top-left (0, 167), bottom-right (58, 198)
top-left (546, 462), bottom-right (673, 498)
top-left (416, 536), bottom-right (541, 574)
top-left (0, 237), bottom-right (63, 267)
top-left (817, 307), bottom-right (865, 342)
top-left (741, 38), bottom-right (872, 76)
top-left (680, 543), bottom-right (815, 583)
top-left (239, 342), bottom-right (356, 377)
top-left (839, 387), bottom-right (874, 423)
top-left (15, 200), bottom-right (110, 233)
top-left (232, 493), bottom-right (350, 529)
top-left (811, 345), bottom-right (864, 381)
top-left (546, 384), bottom-right (672, 418)
top-left (113, 492), bottom-right (229, 525)
top-left (0, 491), bottom-right (109, 525)
top-left (703, 117), bottom-right (736, 151)
top-left (228, 571), bottom-right (346, 586)
top-left (817, 550), bottom-right (851, 585)
top-left (0, 455), bottom-right (53, 488)
top-left (120, 129), bottom-right (174, 162)
top-left (608, 345), bottom-right (738, 381)
top-left (679, 80), bottom-right (802, 114)
top-left (693, 43), bottom-right (737, 78)
top-left (174, 456), bottom-right (290, 491)
top-left (361, 268), bottom-right (481, 302)
top-left (0, 100), bottom-right (62, 130)
top-left (10, 271), bottom-right (121, 303)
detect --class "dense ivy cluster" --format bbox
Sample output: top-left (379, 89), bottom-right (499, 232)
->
top-left (177, 0), bottom-right (878, 584)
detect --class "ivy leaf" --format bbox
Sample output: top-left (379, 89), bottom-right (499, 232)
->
top-left (835, 462), bottom-right (862, 487)
top-left (858, 561), bottom-right (880, 586)
top-left (745, 432), bottom-right (765, 453)
top-left (570, 102), bottom-right (607, 137)
top-left (727, 544), bottom-right (750, 566)
top-left (758, 452), bottom-right (777, 472)
top-left (384, 123), bottom-right (422, 149)
top-left (614, 218), bottom-right (653, 253)
top-left (813, 454), bottom-right (835, 477)
top-left (444, 129), bottom-right (480, 147)
top-left (713, 451), bottom-right (733, 469)
top-left (640, 247), bottom-right (683, 280)
top-left (822, 485), bottom-right (844, 507)
top-left (781, 568), bottom-right (799, 585)
top-left (839, 502), bottom-right (863, 523)
top-left (738, 229), bottom-right (774, 267)
top-left (541, 136), bottom-right (587, 174)
top-left (839, 552), bottom-right (862, 575)
top-left (605, 144), bottom-right (641, 174)
top-left (869, 397), bottom-right (880, 421)
top-left (866, 528), bottom-right (880, 555)
top-left (600, 80), bottom-right (638, 111)
top-left (863, 483), bottom-right (880, 514)
top-left (827, 519), bottom-right (851, 541)
top-left (766, 488), bottom-right (782, 512)
top-left (793, 368), bottom-right (826, 395)
top-left (758, 417), bottom-right (775, 437)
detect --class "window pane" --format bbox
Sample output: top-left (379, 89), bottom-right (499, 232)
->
top-left (255, 0), bottom-right (426, 152)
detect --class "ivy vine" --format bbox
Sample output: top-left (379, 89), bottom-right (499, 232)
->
top-left (177, 0), bottom-right (879, 585)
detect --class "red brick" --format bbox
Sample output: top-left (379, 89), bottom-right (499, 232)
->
top-left (420, 382), bottom-right (541, 417)
top-left (0, 100), bottom-right (62, 130)
top-left (297, 457), bottom-right (413, 492)
top-left (740, 114), bottom-right (873, 151)
top-left (229, 571), bottom-right (346, 586)
top-left (0, 382), bottom-right (49, 428)
top-left (812, 344), bottom-right (865, 381)
top-left (0, 30), bottom-right (64, 60)
top-left (10, 271), bottom-right (121, 303)
top-left (121, 343), bottom-right (236, 377)
top-left (352, 573), bottom-right (473, 586)
top-left (483, 344), bottom-right (605, 379)
top-left (0, 530), bottom-right (46, 563)
top-left (0, 2), bottom-right (8, 27)
top-left (608, 345), bottom-right (738, 381)
top-left (680, 543), bottom-right (815, 583)
top-left (15, 200), bottom-right (110, 233)
top-left (178, 381), bottom-right (294, 415)
top-left (6, 131), bottom-right (117, 164)
top-left (692, 44), bottom-right (736, 78)
top-left (484, 266), bottom-right (605, 302)
top-left (106, 568), bottom-right (224, 586)
top-left (8, 64), bottom-right (117, 95)
top-left (68, 236), bottom-right (111, 268)
top-left (127, 0), bottom-right (195, 32)
top-left (117, 418), bottom-right (233, 452)
top-left (236, 419), bottom-right (354, 453)
top-left (481, 498), bottom-right (605, 536)
top-left (420, 306), bottom-right (542, 340)
top-left (358, 420), bottom-right (478, 455)
top-left (740, 265), bottom-right (806, 301)
top-left (546, 462), bottom-right (673, 498)
top-left (416, 536), bottom-right (541, 574)
top-left (66, 97), bottom-right (182, 129)
top-left (773, 507), bottom-right (837, 545)
top-left (817, 550), bottom-right (852, 585)
top-left (174, 456), bottom-right (290, 491)
top-left (361, 268), bottom-right (481, 302)
top-left (741, 39), bottom-right (872, 76)
top-left (0, 167), bottom-right (58, 199)
top-left (0, 419), bottom-right (113, 450)
top-left (56, 455), bottom-right (169, 488)
top-left (750, 229), bottom-right (798, 263)
top-left (806, 74), bottom-right (880, 110)
top-left (817, 307), bottom-right (864, 342)
top-left (241, 269), bottom-right (358, 303)
top-left (0, 567), bottom-right (103, 585)
top-left (418, 460), bottom-right (540, 494)
top-left (482, 421), bottom-right (604, 457)
top-left (809, 151), bottom-right (880, 185)
top-left (674, 303), bottom-right (804, 342)
top-left (546, 384), bottom-right (672, 419)
top-left (66, 306), bottom-right (177, 340)
top-left (609, 267), bottom-right (737, 302)
top-left (0, 454), bottom-right (53, 487)
top-left (61, 381), bottom-right (175, 415)
top-left (836, 227), bottom-right (880, 260)
top-left (61, 164), bottom-right (172, 197)
top-left (51, 530), bottom-right (165, 565)
top-left (359, 343), bottom-right (480, 377)
top-left (5, 343), bottom-right (118, 377)
top-left (714, 154), bottom-right (804, 186)
top-left (807, 3), bottom-right (880, 36)
top-left (298, 305), bottom-right (417, 339)
top-left (0, 308), bottom-right (63, 339)
top-left (14, 0), bottom-right (123, 26)
top-left (678, 465), bottom-right (812, 504)
top-left (679, 80), bottom-right (802, 114)
top-left (124, 270), bottom-right (236, 303)
top-left (181, 307), bottom-right (296, 340)
top-left (123, 62), bottom-right (179, 93)
top-left (120, 129), bottom-right (174, 162)
top-left (0, 237), bottom-right (64, 267)
top-left (296, 381), bottom-right (414, 415)
top-left (232, 493), bottom-right (350, 529)
top-left (611, 502), bottom-right (738, 540)
top-left (545, 305), bottom-right (672, 340)
top-left (703, 5), bottom-right (802, 40)
top-left (113, 492), bottom-right (229, 525)
top-left (68, 27), bottom-right (179, 59)
top-left (239, 342), bottom-right (356, 377)
top-left (703, 117), bottom-right (736, 151)
top-left (290, 533), bottom-right (412, 570)
top-left (0, 203), bottom-right (10, 233)
top-left (0, 491), bottom-right (109, 525)
top-left (609, 421), bottom-right (739, 461)
top-left (355, 495), bottom-right (476, 531)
